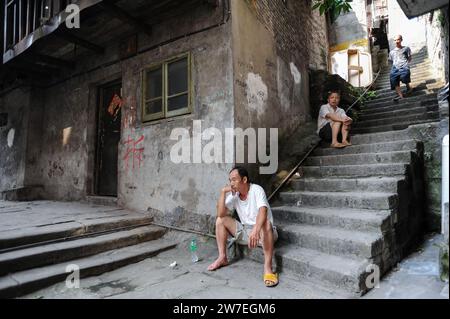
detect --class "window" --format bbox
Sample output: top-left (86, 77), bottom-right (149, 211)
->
top-left (142, 53), bottom-right (191, 122)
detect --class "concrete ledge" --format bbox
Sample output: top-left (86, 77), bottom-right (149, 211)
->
top-left (0, 186), bottom-right (44, 201)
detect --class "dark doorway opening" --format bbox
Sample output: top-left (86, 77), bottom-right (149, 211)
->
top-left (95, 79), bottom-right (122, 197)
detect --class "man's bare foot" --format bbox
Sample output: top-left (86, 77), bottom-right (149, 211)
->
top-left (207, 257), bottom-right (229, 271)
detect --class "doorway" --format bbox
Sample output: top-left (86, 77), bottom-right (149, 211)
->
top-left (95, 79), bottom-right (122, 197)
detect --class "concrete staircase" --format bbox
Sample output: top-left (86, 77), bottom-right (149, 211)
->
top-left (0, 206), bottom-right (176, 298)
top-left (250, 50), bottom-right (443, 296)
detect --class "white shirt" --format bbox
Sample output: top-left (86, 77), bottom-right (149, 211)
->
top-left (317, 103), bottom-right (347, 134)
top-left (225, 183), bottom-right (274, 226)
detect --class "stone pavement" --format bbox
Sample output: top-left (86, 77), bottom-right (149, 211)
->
top-left (20, 231), bottom-right (351, 299)
top-left (363, 233), bottom-right (449, 299)
top-left (1, 199), bottom-right (446, 299)
top-left (20, 230), bottom-right (448, 299)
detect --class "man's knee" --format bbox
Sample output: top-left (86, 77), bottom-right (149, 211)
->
top-left (261, 219), bottom-right (272, 234)
top-left (216, 216), bottom-right (225, 227)
top-left (332, 121), bottom-right (342, 128)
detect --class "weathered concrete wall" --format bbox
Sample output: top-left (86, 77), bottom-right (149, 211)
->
top-left (387, 0), bottom-right (427, 52)
top-left (309, 8), bottom-right (329, 71)
top-left (407, 119), bottom-right (449, 232)
top-left (0, 87), bottom-right (30, 191)
top-left (38, 79), bottom-right (94, 200)
top-left (231, 0), bottom-right (313, 188)
top-left (424, 9), bottom-right (449, 83)
top-left (120, 23), bottom-right (235, 232)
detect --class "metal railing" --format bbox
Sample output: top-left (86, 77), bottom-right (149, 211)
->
top-left (268, 68), bottom-right (383, 202)
top-left (3, 0), bottom-right (75, 54)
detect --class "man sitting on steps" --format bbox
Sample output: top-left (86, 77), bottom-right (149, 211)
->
top-left (207, 166), bottom-right (279, 287)
top-left (317, 90), bottom-right (353, 149)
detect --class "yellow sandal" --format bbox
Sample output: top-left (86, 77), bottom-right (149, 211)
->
top-left (264, 273), bottom-right (279, 287)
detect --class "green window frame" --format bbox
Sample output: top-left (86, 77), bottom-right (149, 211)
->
top-left (142, 53), bottom-right (192, 122)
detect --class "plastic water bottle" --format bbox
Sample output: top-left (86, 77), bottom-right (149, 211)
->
top-left (190, 238), bottom-right (199, 263)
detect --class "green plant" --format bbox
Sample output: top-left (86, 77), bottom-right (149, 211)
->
top-left (312, 0), bottom-right (353, 22)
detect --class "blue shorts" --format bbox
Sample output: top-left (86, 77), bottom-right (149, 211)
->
top-left (390, 66), bottom-right (411, 90)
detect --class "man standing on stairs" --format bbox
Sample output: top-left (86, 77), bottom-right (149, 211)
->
top-left (389, 34), bottom-right (413, 101)
top-left (317, 90), bottom-right (353, 148)
top-left (207, 166), bottom-right (279, 287)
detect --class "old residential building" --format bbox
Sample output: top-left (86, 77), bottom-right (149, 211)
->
top-left (0, 1), bottom-right (328, 231)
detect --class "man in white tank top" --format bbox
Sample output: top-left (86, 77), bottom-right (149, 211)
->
top-left (207, 166), bottom-right (279, 287)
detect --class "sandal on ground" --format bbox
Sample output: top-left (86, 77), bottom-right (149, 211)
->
top-left (330, 142), bottom-right (346, 149)
top-left (342, 141), bottom-right (352, 146)
top-left (264, 273), bottom-right (279, 287)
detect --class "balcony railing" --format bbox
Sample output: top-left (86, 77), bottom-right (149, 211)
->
top-left (3, 0), bottom-right (76, 53)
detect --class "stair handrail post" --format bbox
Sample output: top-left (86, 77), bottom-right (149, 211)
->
top-left (442, 134), bottom-right (449, 235)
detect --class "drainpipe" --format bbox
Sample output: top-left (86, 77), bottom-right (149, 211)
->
top-left (443, 134), bottom-right (449, 234)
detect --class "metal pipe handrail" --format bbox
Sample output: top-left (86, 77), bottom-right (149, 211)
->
top-left (345, 68), bottom-right (382, 113)
top-left (268, 67), bottom-right (384, 203)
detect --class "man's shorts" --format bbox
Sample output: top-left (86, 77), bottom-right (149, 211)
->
top-left (390, 66), bottom-right (411, 90)
top-left (233, 220), bottom-right (278, 246)
top-left (319, 122), bottom-right (342, 142)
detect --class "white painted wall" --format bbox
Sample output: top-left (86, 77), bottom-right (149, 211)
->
top-left (388, 0), bottom-right (427, 52)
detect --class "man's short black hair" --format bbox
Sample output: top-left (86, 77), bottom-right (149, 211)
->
top-left (327, 89), bottom-right (341, 99)
top-left (229, 166), bottom-right (250, 183)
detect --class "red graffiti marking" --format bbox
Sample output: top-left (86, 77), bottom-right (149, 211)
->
top-left (123, 134), bottom-right (144, 170)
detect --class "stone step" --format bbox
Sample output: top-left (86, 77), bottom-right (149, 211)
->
top-left (0, 240), bottom-right (176, 298)
top-left (0, 225), bottom-right (167, 276)
top-left (358, 105), bottom-right (438, 121)
top-left (84, 196), bottom-right (118, 207)
top-left (349, 130), bottom-right (412, 145)
top-left (377, 67), bottom-right (433, 78)
top-left (373, 79), bottom-right (440, 95)
top-left (301, 163), bottom-right (408, 178)
top-left (364, 90), bottom-right (437, 106)
top-left (290, 176), bottom-right (403, 193)
top-left (372, 83), bottom-right (441, 99)
top-left (375, 79), bottom-right (437, 91)
top-left (0, 214), bottom-right (154, 250)
top-left (279, 246), bottom-right (373, 294)
top-left (354, 111), bottom-right (440, 128)
top-left (351, 118), bottom-right (439, 134)
top-left (276, 223), bottom-right (384, 259)
top-left (272, 206), bottom-right (392, 232)
top-left (359, 97), bottom-right (437, 115)
top-left (313, 139), bottom-right (419, 155)
top-left (377, 68), bottom-right (432, 81)
top-left (279, 191), bottom-right (398, 210)
top-left (243, 244), bottom-right (370, 294)
top-left (304, 150), bottom-right (412, 166)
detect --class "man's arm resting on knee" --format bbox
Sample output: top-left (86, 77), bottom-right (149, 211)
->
top-left (217, 186), bottom-right (232, 218)
top-left (249, 207), bottom-right (268, 248)
top-left (325, 113), bottom-right (345, 122)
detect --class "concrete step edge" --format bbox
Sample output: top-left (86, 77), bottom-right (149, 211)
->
top-left (0, 240), bottom-right (177, 298)
top-left (0, 215), bottom-right (154, 250)
top-left (0, 225), bottom-right (167, 276)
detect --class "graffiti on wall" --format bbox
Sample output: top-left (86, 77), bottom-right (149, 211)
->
top-left (122, 134), bottom-right (144, 171)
